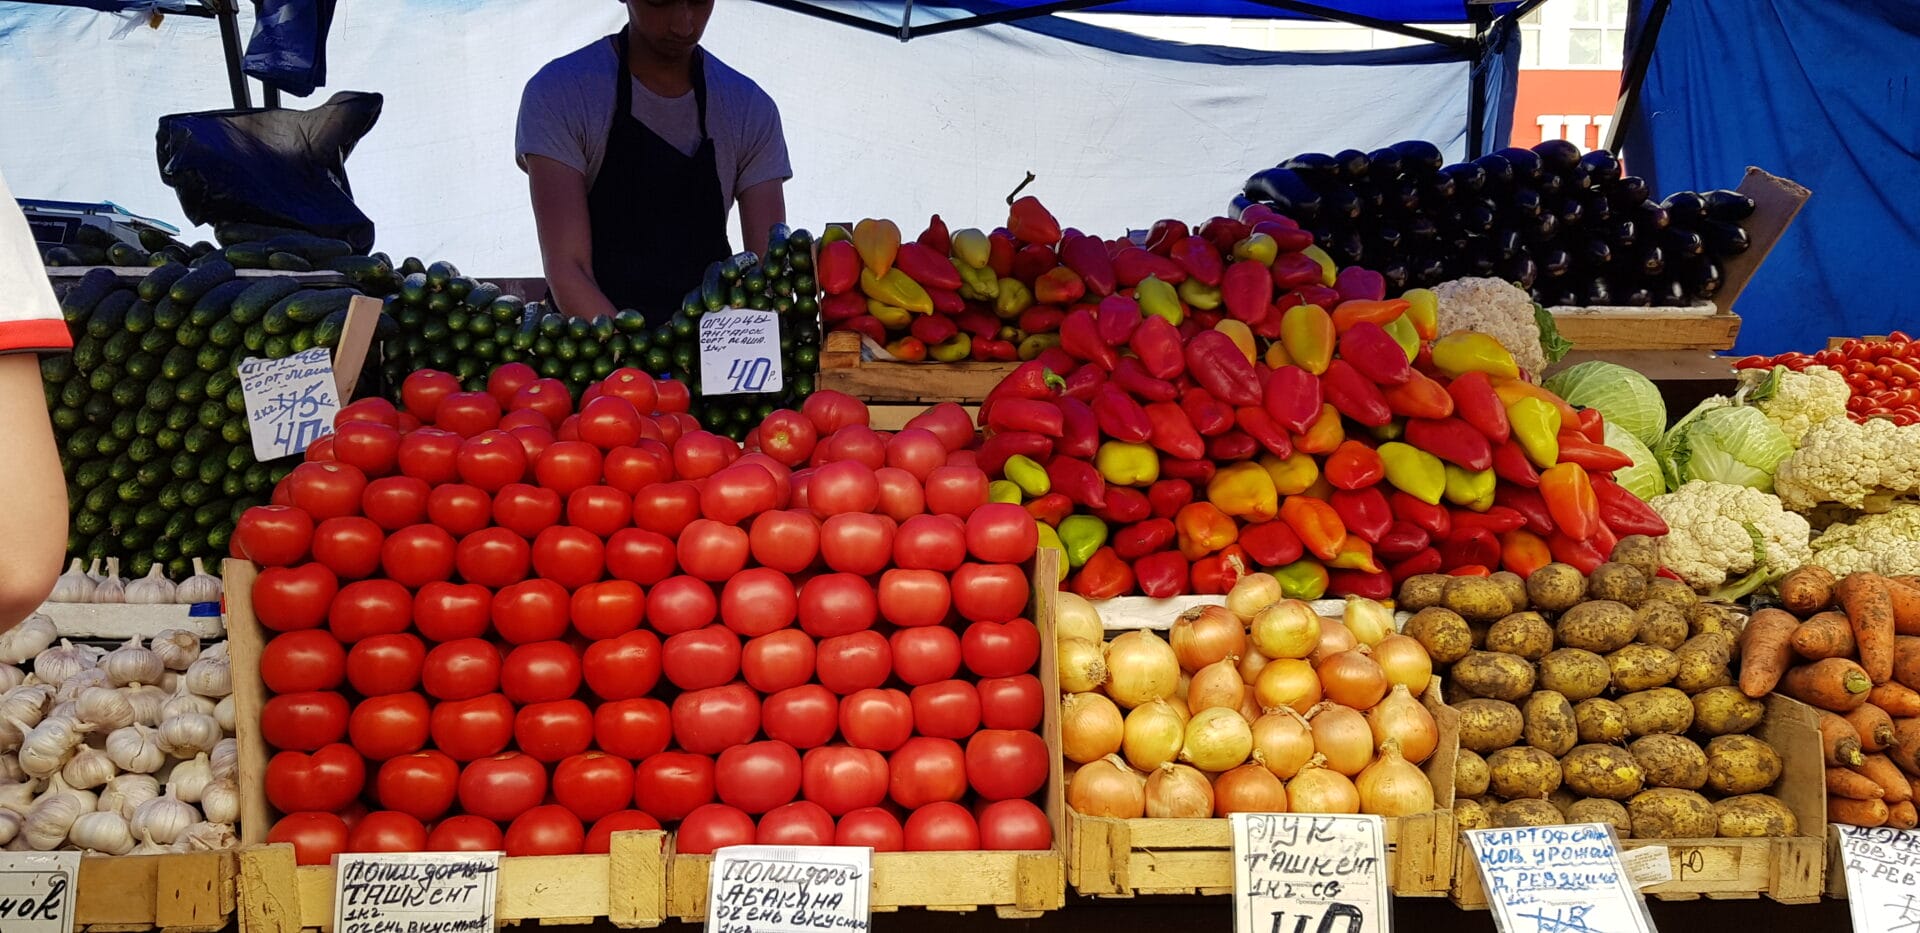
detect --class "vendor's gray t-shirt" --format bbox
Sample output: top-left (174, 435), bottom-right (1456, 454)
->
top-left (515, 38), bottom-right (791, 211)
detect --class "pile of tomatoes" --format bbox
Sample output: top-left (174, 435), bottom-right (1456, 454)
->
top-left (1737, 331), bottom-right (1920, 425)
top-left (241, 364), bottom-right (1053, 864)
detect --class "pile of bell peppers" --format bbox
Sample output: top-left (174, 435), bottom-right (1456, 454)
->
top-left (968, 201), bottom-right (1670, 600)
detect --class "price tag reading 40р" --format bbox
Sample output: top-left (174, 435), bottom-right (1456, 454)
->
top-left (699, 309), bottom-right (784, 396)
top-left (332, 851), bottom-right (500, 933)
top-left (705, 844), bottom-right (870, 933)
top-left (1835, 825), bottom-right (1920, 933)
top-left (238, 347), bottom-right (342, 461)
top-left (0, 851), bottom-right (81, 933)
top-left (1231, 813), bottom-right (1390, 933)
top-left (1465, 824), bottom-right (1656, 933)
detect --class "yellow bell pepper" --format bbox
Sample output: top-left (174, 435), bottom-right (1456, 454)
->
top-left (1264, 341), bottom-right (1294, 369)
top-left (853, 218), bottom-right (901, 276)
top-left (1003, 454), bottom-right (1051, 498)
top-left (1095, 441), bottom-right (1160, 487)
top-left (1431, 332), bottom-right (1520, 381)
top-left (1034, 523), bottom-right (1069, 582)
top-left (861, 268), bottom-right (932, 314)
top-left (1381, 314), bottom-right (1420, 362)
top-left (1207, 462), bottom-right (1279, 522)
top-left (1281, 304), bottom-right (1335, 375)
top-left (1443, 464), bottom-right (1497, 512)
top-left (956, 261), bottom-right (999, 301)
top-left (1135, 275), bottom-right (1184, 325)
top-left (1260, 451), bottom-right (1320, 497)
top-left (867, 301), bottom-right (912, 330)
top-left (1214, 320), bottom-right (1257, 363)
top-left (1507, 396), bottom-right (1563, 468)
top-left (988, 480), bottom-right (1023, 505)
top-left (1232, 233), bottom-right (1279, 266)
top-left (820, 224), bottom-right (853, 245)
top-left (929, 334), bottom-right (971, 362)
top-left (994, 278), bottom-right (1033, 320)
top-left (1018, 333), bottom-right (1061, 360)
top-left (1301, 245), bottom-right (1338, 286)
top-left (951, 228), bottom-right (991, 269)
top-left (1377, 441), bottom-right (1446, 505)
top-left (1400, 287), bottom-right (1439, 341)
top-left (1179, 278), bottom-right (1222, 311)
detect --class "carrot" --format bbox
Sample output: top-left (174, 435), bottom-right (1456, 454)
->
top-left (1739, 609), bottom-right (1802, 698)
top-left (1790, 611), bottom-right (1857, 660)
top-left (1849, 703), bottom-right (1898, 752)
top-left (1840, 573), bottom-right (1897, 684)
top-left (1821, 712), bottom-right (1868, 766)
top-left (1830, 797), bottom-right (1891, 827)
top-left (1897, 636), bottom-right (1920, 688)
top-left (1859, 754), bottom-right (1914, 803)
top-left (1889, 580), bottom-right (1920, 635)
top-left (1891, 719), bottom-right (1920, 776)
top-left (1780, 566), bottom-right (1837, 615)
top-left (1782, 657), bottom-right (1875, 711)
top-left (1895, 575), bottom-right (1920, 590)
top-left (1891, 801), bottom-right (1920, 830)
top-left (1830, 766), bottom-right (1890, 800)
top-left (1873, 683), bottom-right (1920, 717)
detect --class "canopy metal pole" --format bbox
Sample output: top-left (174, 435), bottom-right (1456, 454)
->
top-left (912, 0), bottom-right (1133, 37)
top-left (1606, 0), bottom-right (1671, 154)
top-left (213, 0), bottom-right (251, 109)
top-left (1467, 8), bottom-right (1491, 157)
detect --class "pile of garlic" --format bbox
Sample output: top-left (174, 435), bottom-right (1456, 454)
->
top-left (0, 626), bottom-right (238, 854)
top-left (48, 559), bottom-right (223, 606)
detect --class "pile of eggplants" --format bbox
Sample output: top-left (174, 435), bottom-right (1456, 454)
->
top-left (1234, 139), bottom-right (1754, 307)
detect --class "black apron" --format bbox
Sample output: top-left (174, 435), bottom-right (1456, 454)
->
top-left (586, 32), bottom-right (732, 325)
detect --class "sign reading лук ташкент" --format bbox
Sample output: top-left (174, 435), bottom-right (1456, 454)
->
top-left (705, 844), bottom-right (870, 933)
top-left (332, 851), bottom-right (499, 933)
top-left (1231, 813), bottom-right (1391, 933)
top-left (0, 851), bottom-right (80, 933)
top-left (1465, 824), bottom-right (1656, 933)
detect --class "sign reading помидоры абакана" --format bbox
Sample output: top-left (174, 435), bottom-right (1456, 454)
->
top-left (1466, 824), bottom-right (1656, 933)
top-left (705, 844), bottom-right (870, 933)
top-left (333, 851), bottom-right (499, 933)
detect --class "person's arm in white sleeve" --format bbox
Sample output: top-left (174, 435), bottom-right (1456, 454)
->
top-left (0, 170), bottom-right (72, 630)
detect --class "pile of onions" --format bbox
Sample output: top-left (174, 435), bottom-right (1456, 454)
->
top-left (1069, 755), bottom-right (1147, 818)
top-left (1318, 650), bottom-right (1388, 709)
top-left (1237, 646), bottom-right (1272, 684)
top-left (1343, 596), bottom-right (1394, 647)
top-left (1309, 616), bottom-right (1358, 665)
top-left (1308, 703), bottom-right (1374, 776)
top-left (1356, 739), bottom-right (1436, 817)
top-left (1365, 684), bottom-right (1439, 764)
top-left (1059, 638), bottom-right (1108, 694)
top-left (1186, 658), bottom-right (1245, 714)
top-left (1250, 601), bottom-right (1320, 660)
top-left (1287, 756), bottom-right (1360, 814)
top-left (1146, 764), bottom-right (1213, 818)
top-left (1171, 606), bottom-right (1246, 671)
top-left (1254, 659), bottom-right (1321, 714)
top-left (1063, 693), bottom-right (1125, 763)
top-left (1180, 708), bottom-right (1252, 772)
top-left (1251, 708), bottom-right (1315, 779)
top-left (1372, 634), bottom-right (1433, 696)
top-left (1214, 763), bottom-right (1288, 815)
top-left (1105, 630), bottom-right (1180, 708)
top-left (1224, 574), bottom-right (1282, 621)
top-left (1055, 592), bottom-right (1105, 644)
top-left (1123, 700), bottom-right (1186, 771)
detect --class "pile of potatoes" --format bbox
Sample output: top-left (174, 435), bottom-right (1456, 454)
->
top-left (1398, 536), bottom-right (1796, 840)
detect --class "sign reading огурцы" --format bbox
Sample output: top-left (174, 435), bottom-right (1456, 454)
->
top-left (1231, 813), bottom-right (1391, 933)
top-left (332, 851), bottom-right (499, 933)
top-left (699, 308), bottom-right (784, 396)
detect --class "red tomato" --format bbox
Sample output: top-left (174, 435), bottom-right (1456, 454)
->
top-left (670, 683), bottom-right (761, 755)
top-left (261, 630), bottom-right (346, 694)
top-left (381, 524), bottom-right (456, 588)
top-left (529, 525), bottom-right (605, 588)
top-left (817, 631), bottom-right (891, 695)
top-left (718, 568), bottom-right (797, 638)
top-left (742, 630), bottom-right (815, 694)
top-left (904, 802), bottom-right (979, 851)
top-left (889, 627), bottom-right (961, 686)
top-left (893, 515), bottom-right (966, 571)
top-left (455, 527), bottom-right (531, 588)
top-left (761, 684), bottom-right (838, 749)
top-left (962, 618), bottom-right (1041, 679)
top-left (310, 517), bottom-right (384, 580)
top-left (254, 564), bottom-right (338, 632)
top-left (599, 368), bottom-right (659, 413)
top-left (429, 816), bottom-right (505, 852)
top-left (422, 638), bottom-right (501, 701)
top-left (673, 431), bottom-right (740, 481)
top-left (822, 425), bottom-right (886, 470)
top-left (286, 461), bottom-right (368, 521)
top-left (634, 482), bottom-right (703, 537)
top-left (800, 745), bottom-right (888, 816)
top-left (888, 737), bottom-right (967, 809)
top-left (676, 804), bottom-right (756, 855)
top-left (603, 443), bottom-right (674, 495)
top-left (269, 812), bottom-right (349, 866)
top-left (952, 563), bottom-right (1030, 624)
top-left (304, 434), bottom-right (337, 463)
top-left (878, 569), bottom-right (951, 628)
top-left (459, 752), bottom-right (549, 822)
top-left (634, 752), bottom-right (715, 822)
top-left (584, 811), bottom-right (663, 854)
top-left (530, 440), bottom-right (602, 496)
top-left (872, 467), bottom-right (925, 523)
top-left (594, 698), bottom-right (672, 760)
top-left (911, 680), bottom-right (982, 739)
top-left (336, 397), bottom-right (399, 428)
top-left (663, 626), bottom-right (742, 691)
top-left (808, 461), bottom-right (880, 516)
top-left (884, 428), bottom-right (946, 482)
top-left (333, 422), bottom-right (402, 478)
top-left (835, 808), bottom-right (904, 851)
top-left (508, 422), bottom-right (556, 464)
top-left (838, 688), bottom-right (912, 752)
top-left (493, 483), bottom-right (563, 538)
top-left (511, 380), bottom-right (573, 427)
top-left (757, 410), bottom-right (818, 467)
top-left (376, 751), bottom-right (459, 822)
top-left (414, 582), bottom-right (491, 642)
top-left (233, 505), bottom-right (314, 567)
top-left (978, 799), bottom-right (1052, 850)
top-left (584, 630), bottom-right (663, 700)
top-left (502, 805), bottom-right (586, 856)
top-left (261, 691), bottom-right (349, 751)
top-left (456, 431), bottom-right (530, 492)
top-left (577, 396), bottom-right (646, 451)
top-left (493, 579), bottom-right (571, 644)
top-left (755, 800), bottom-right (835, 845)
top-left (429, 693), bottom-right (515, 761)
top-left (564, 582), bottom-right (644, 642)
top-left (265, 744), bottom-right (365, 812)
top-left (798, 573), bottom-right (877, 639)
top-left (802, 391), bottom-right (868, 435)
top-left (425, 484), bottom-right (492, 537)
top-left (347, 692), bottom-right (429, 761)
top-left (964, 730), bottom-right (1048, 800)
top-left (715, 740), bottom-right (802, 814)
top-left (965, 503), bottom-right (1039, 563)
top-left (435, 392), bottom-right (504, 438)
top-left (501, 641), bottom-right (582, 704)
top-left (328, 579), bottom-right (412, 644)
top-left (904, 402), bottom-right (973, 452)
top-left (397, 429), bottom-right (462, 485)
top-left (362, 477), bottom-right (430, 534)
top-left (677, 519), bottom-right (749, 583)
top-left (820, 513), bottom-right (894, 576)
top-left (747, 511), bottom-right (819, 575)
top-left (700, 463), bottom-right (783, 526)
top-left (924, 466), bottom-right (989, 517)
top-left (646, 576), bottom-right (717, 636)
top-left (516, 699), bottom-right (594, 762)
top-left (487, 362), bottom-right (541, 409)
top-left (605, 530), bottom-right (677, 585)
top-left (401, 370), bottom-right (461, 422)
top-left (567, 486), bottom-right (634, 538)
top-left (346, 634), bottom-right (425, 696)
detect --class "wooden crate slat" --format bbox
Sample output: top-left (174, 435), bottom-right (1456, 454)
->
top-left (668, 850), bottom-right (1063, 921)
top-left (1550, 306), bottom-right (1742, 351)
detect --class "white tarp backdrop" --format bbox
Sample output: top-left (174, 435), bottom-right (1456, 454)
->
top-left (0, 0), bottom-right (1470, 276)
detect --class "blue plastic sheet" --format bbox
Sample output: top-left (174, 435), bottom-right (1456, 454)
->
top-left (243, 0), bottom-right (338, 97)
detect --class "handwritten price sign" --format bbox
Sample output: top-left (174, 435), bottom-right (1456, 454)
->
top-left (0, 851), bottom-right (80, 933)
top-left (1835, 825), bottom-right (1920, 933)
top-left (1465, 824), bottom-right (1654, 933)
top-left (705, 845), bottom-right (870, 933)
top-left (1231, 814), bottom-right (1390, 933)
top-left (699, 309), bottom-right (784, 396)
top-left (238, 348), bottom-right (341, 461)
top-left (332, 852), bottom-right (499, 933)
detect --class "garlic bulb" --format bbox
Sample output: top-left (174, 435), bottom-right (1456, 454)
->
top-left (130, 829), bottom-right (167, 855)
top-left (213, 695), bottom-right (234, 732)
top-left (0, 685), bottom-right (55, 750)
top-left (150, 630), bottom-right (200, 672)
top-left (183, 650), bottom-right (230, 699)
top-left (54, 668), bottom-right (109, 706)
top-left (34, 641), bottom-right (96, 685)
top-left (159, 671), bottom-right (180, 693)
top-left (175, 821), bottom-right (234, 852)
top-left (69, 810), bottom-right (133, 855)
top-left (130, 790), bottom-right (195, 845)
top-left (124, 567), bottom-right (177, 606)
top-left (0, 811), bottom-right (22, 846)
top-left (198, 778), bottom-right (237, 824)
top-left (84, 559), bottom-right (103, 584)
top-left (94, 560), bottom-right (127, 604)
top-left (106, 725), bottom-right (164, 774)
top-left (160, 681), bottom-right (215, 720)
top-left (176, 561), bottom-right (222, 606)
top-left (120, 684), bottom-right (167, 727)
top-left (0, 667), bottom-right (24, 693)
top-left (208, 738), bottom-right (237, 782)
top-left (0, 781), bottom-right (38, 817)
top-left (156, 713), bottom-right (219, 758)
top-left (0, 614), bottom-right (57, 663)
top-left (16, 715), bottom-right (83, 778)
top-left (104, 637), bottom-right (163, 687)
top-left (75, 686), bottom-right (134, 732)
top-left (99, 774), bottom-right (159, 821)
top-left (0, 758), bottom-right (23, 784)
top-left (61, 747), bottom-right (115, 790)
top-left (45, 774), bottom-right (96, 815)
top-left (49, 561), bottom-right (95, 604)
top-left (22, 793), bottom-right (85, 850)
top-left (166, 754), bottom-right (212, 804)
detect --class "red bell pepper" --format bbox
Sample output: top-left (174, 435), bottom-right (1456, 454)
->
top-left (1235, 408), bottom-right (1295, 459)
top-left (1113, 248), bottom-right (1187, 288)
top-left (1011, 243), bottom-right (1056, 285)
top-left (895, 242), bottom-right (964, 291)
top-left (1093, 384), bottom-right (1154, 444)
top-left (1450, 506), bottom-right (1527, 535)
top-left (917, 214), bottom-right (950, 253)
top-left (1389, 491), bottom-right (1451, 540)
top-left (1145, 219), bottom-right (1189, 257)
top-left (1555, 432), bottom-right (1636, 472)
top-left (1047, 456), bottom-right (1108, 510)
top-left (1007, 196), bottom-right (1061, 247)
top-left (1024, 493), bottom-right (1073, 527)
top-left (1449, 565), bottom-right (1493, 577)
top-left (1548, 530), bottom-right (1606, 574)
top-left (1097, 295), bottom-right (1142, 346)
top-left (1264, 365), bottom-right (1323, 435)
top-left (1280, 495), bottom-right (1346, 560)
top-left (1199, 217), bottom-right (1252, 256)
top-left (1072, 547), bottom-right (1134, 599)
top-left (1187, 331), bottom-right (1264, 407)
top-left (1295, 403), bottom-right (1345, 455)
top-left (817, 240), bottom-right (861, 294)
top-left (1500, 529), bottom-right (1553, 578)
top-left (985, 398), bottom-right (1064, 437)
top-left (1055, 397), bottom-right (1099, 460)
top-left (1208, 430), bottom-right (1258, 462)
top-left (1018, 306), bottom-right (1065, 337)
top-left (1097, 486), bottom-right (1153, 526)
top-left (1061, 234), bottom-right (1117, 297)
top-left (1539, 462), bottom-right (1599, 541)
top-left (840, 315), bottom-right (886, 345)
top-left (1171, 236), bottom-right (1225, 287)
top-left (992, 359), bottom-right (1066, 406)
top-left (1114, 518), bottom-right (1177, 560)
top-left (1298, 285), bottom-right (1340, 310)
top-left (911, 314), bottom-right (958, 347)
top-left (1190, 545), bottom-right (1249, 595)
top-left (1329, 299), bottom-right (1409, 333)
top-left (1129, 315), bottom-right (1185, 380)
top-left (1321, 359), bottom-right (1393, 427)
top-left (1222, 260), bottom-right (1273, 326)
top-left (987, 231), bottom-right (1016, 277)
top-left (1132, 551), bottom-right (1190, 598)
top-left (822, 291), bottom-right (867, 323)
top-left (1035, 267), bottom-right (1086, 307)
top-left (1145, 402), bottom-right (1205, 461)
top-left (1576, 407), bottom-right (1607, 444)
top-left (976, 338), bottom-right (1018, 362)
top-left (1271, 252), bottom-right (1323, 290)
top-left (1439, 527), bottom-right (1501, 572)
top-left (1181, 387), bottom-right (1235, 437)
top-left (1491, 439), bottom-right (1542, 488)
top-left (977, 432), bottom-right (1054, 477)
top-left (1148, 479), bottom-right (1195, 519)
top-left (1160, 458), bottom-right (1216, 484)
top-left (1376, 521), bottom-right (1431, 560)
top-left (959, 308), bottom-right (1004, 340)
top-left (1389, 547), bottom-right (1444, 582)
top-left (1337, 322), bottom-right (1414, 386)
top-left (1325, 440), bottom-right (1386, 490)
top-left (1060, 308), bottom-right (1117, 371)
top-left (1330, 487), bottom-right (1393, 545)
top-left (1592, 520), bottom-right (1619, 561)
top-left (1446, 371), bottom-right (1511, 444)
top-left (1404, 417), bottom-right (1494, 472)
top-left (1493, 485), bottom-right (1555, 536)
top-left (1328, 569), bottom-right (1393, 600)
top-left (1334, 267), bottom-right (1386, 302)
top-left (1239, 520), bottom-right (1305, 568)
top-left (1176, 502), bottom-right (1238, 560)
top-left (1112, 357), bottom-right (1178, 403)
top-left (1383, 370), bottom-right (1456, 420)
top-left (1591, 475), bottom-right (1671, 537)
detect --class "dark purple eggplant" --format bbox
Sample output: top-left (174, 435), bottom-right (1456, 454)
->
top-left (1557, 198), bottom-right (1586, 229)
top-left (1494, 229), bottom-right (1524, 260)
top-left (1580, 238), bottom-right (1614, 268)
top-left (1528, 213), bottom-right (1561, 243)
top-left (1545, 288), bottom-right (1581, 308)
top-left (1323, 185), bottom-right (1364, 222)
top-left (1655, 279), bottom-right (1689, 306)
top-left (1281, 152), bottom-right (1342, 185)
top-left (1533, 138), bottom-right (1583, 174)
top-left (1474, 154), bottom-right (1516, 189)
top-left (1538, 173), bottom-right (1565, 197)
top-left (1327, 230), bottom-right (1365, 265)
top-left (1367, 226), bottom-right (1404, 254)
top-left (1391, 178), bottom-right (1423, 214)
top-left (1509, 187), bottom-right (1544, 218)
top-left (1333, 149), bottom-right (1372, 179)
top-left (1620, 286), bottom-right (1653, 307)
top-left (1406, 217), bottom-right (1440, 241)
top-left (1497, 147), bottom-right (1545, 183)
top-left (1463, 204), bottom-right (1497, 235)
top-left (1661, 191), bottom-right (1705, 224)
top-left (1582, 276), bottom-right (1615, 306)
top-left (1581, 192), bottom-right (1614, 225)
top-left (1366, 148), bottom-right (1403, 179)
top-left (1663, 227), bottom-right (1705, 259)
top-left (1635, 200), bottom-right (1672, 232)
top-left (1244, 168), bottom-right (1323, 222)
top-left (1502, 256), bottom-right (1540, 289)
top-left (1609, 219), bottom-right (1638, 249)
top-left (1412, 254), bottom-right (1447, 285)
top-left (1682, 259), bottom-right (1724, 298)
top-left (1470, 247), bottom-right (1499, 276)
top-left (1700, 219), bottom-right (1750, 257)
top-left (1423, 174), bottom-right (1459, 205)
top-left (1615, 176), bottom-right (1651, 205)
top-left (1702, 189), bottom-right (1756, 222)
top-left (1443, 162), bottom-right (1488, 194)
top-left (1578, 149), bottom-right (1622, 185)
top-left (1392, 140), bottom-right (1445, 175)
top-left (1636, 245), bottom-right (1666, 278)
top-left (1539, 247), bottom-right (1572, 279)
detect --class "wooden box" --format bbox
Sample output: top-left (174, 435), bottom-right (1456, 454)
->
top-left (72, 851), bottom-right (237, 933)
top-left (817, 330), bottom-right (1012, 408)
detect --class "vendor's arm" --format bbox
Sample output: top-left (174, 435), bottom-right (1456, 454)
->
top-left (527, 156), bottom-right (618, 321)
top-left (738, 179), bottom-right (786, 259)
top-left (0, 171), bottom-right (71, 630)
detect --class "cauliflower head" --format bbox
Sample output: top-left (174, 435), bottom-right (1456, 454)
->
top-left (1649, 481), bottom-right (1812, 597)
top-left (1431, 277), bottom-right (1548, 377)
top-left (1810, 505), bottom-right (1920, 577)
top-left (1773, 417), bottom-right (1920, 511)
top-left (1754, 365), bottom-right (1850, 446)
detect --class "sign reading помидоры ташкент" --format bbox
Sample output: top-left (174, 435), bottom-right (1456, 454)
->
top-left (332, 852), bottom-right (499, 933)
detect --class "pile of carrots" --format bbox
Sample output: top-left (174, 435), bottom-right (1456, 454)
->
top-left (1739, 567), bottom-right (1920, 828)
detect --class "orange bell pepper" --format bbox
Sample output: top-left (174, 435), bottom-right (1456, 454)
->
top-left (1330, 299), bottom-right (1410, 333)
top-left (1260, 451), bottom-right (1320, 497)
top-left (1325, 440), bottom-right (1385, 490)
top-left (1035, 267), bottom-right (1086, 306)
top-left (1214, 320), bottom-right (1257, 363)
top-left (1176, 502), bottom-right (1239, 560)
top-left (1499, 529), bottom-right (1552, 578)
top-left (853, 218), bottom-right (901, 276)
top-left (1294, 403), bottom-right (1345, 455)
top-left (1280, 304), bottom-right (1335, 375)
top-left (1327, 536), bottom-right (1382, 574)
top-left (1207, 462), bottom-right (1279, 522)
top-left (1540, 462), bottom-right (1599, 542)
top-left (1400, 288), bottom-right (1439, 341)
top-left (1493, 378), bottom-right (1581, 428)
top-left (1280, 495), bottom-right (1346, 561)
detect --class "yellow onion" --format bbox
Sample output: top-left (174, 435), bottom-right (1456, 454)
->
top-left (1365, 683), bottom-right (1439, 764)
top-left (1317, 650), bottom-right (1388, 710)
top-left (1175, 671), bottom-right (1192, 702)
top-left (1122, 699), bottom-right (1186, 771)
top-left (1251, 707), bottom-right (1316, 779)
top-left (1343, 596), bottom-right (1394, 647)
top-left (1356, 738), bottom-right (1435, 817)
top-left (1068, 754), bottom-right (1146, 818)
top-left (1179, 707), bottom-right (1253, 772)
top-left (1145, 763), bottom-right (1214, 818)
top-left (1062, 692), bottom-right (1125, 764)
top-left (1254, 658), bottom-right (1322, 715)
top-left (1238, 645), bottom-right (1273, 684)
top-left (1250, 600), bottom-right (1320, 660)
top-left (1372, 634), bottom-right (1433, 696)
top-left (1214, 763), bottom-right (1289, 815)
top-left (1309, 616), bottom-right (1359, 666)
top-left (1104, 630), bottom-right (1180, 709)
top-left (1186, 657), bottom-right (1245, 715)
top-left (1237, 686), bottom-right (1262, 724)
top-left (1225, 574), bottom-right (1283, 621)
top-left (1054, 592), bottom-right (1105, 645)
top-left (1171, 606), bottom-right (1247, 673)
top-left (1308, 702), bottom-right (1374, 776)
top-left (1058, 637), bottom-right (1108, 694)
top-left (1287, 754), bottom-right (1360, 814)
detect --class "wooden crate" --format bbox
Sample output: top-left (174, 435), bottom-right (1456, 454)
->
top-left (1451, 694), bottom-right (1827, 908)
top-left (817, 331), bottom-right (1015, 405)
top-left (73, 851), bottom-right (237, 932)
top-left (1549, 306), bottom-right (1741, 352)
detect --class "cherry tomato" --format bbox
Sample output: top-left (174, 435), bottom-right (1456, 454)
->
top-left (254, 564), bottom-right (339, 632)
top-left (634, 751), bottom-right (716, 822)
top-left (675, 803), bottom-right (756, 855)
top-left (493, 579), bottom-right (570, 644)
top-left (835, 807), bottom-right (904, 851)
top-left (670, 683), bottom-right (761, 755)
top-left (663, 626), bottom-right (742, 691)
top-left (269, 812), bottom-right (349, 866)
top-left (376, 750), bottom-right (459, 822)
top-left (261, 630), bottom-right (346, 694)
top-left (910, 680), bottom-right (982, 739)
top-left (964, 730), bottom-right (1048, 800)
top-left (533, 526), bottom-right (606, 589)
top-left (265, 744), bottom-right (365, 813)
top-left (838, 688), bottom-right (912, 752)
top-left (646, 576), bottom-right (717, 636)
top-left (459, 752), bottom-right (548, 822)
top-left (761, 684), bottom-right (838, 750)
top-left (583, 630), bottom-right (663, 700)
top-left (903, 801), bottom-right (979, 851)
top-left (714, 740), bottom-right (802, 814)
top-left (800, 745), bottom-right (888, 816)
top-left (493, 483), bottom-right (563, 538)
top-left (742, 630), bottom-right (815, 694)
top-left (584, 811), bottom-right (663, 854)
top-left (429, 693), bottom-right (515, 761)
top-left (346, 634), bottom-right (425, 696)
top-left (887, 737), bottom-right (967, 809)
top-left (233, 505), bottom-right (314, 567)
top-left (414, 582), bottom-right (491, 642)
top-left (261, 691), bottom-right (349, 751)
top-left (594, 697), bottom-right (672, 760)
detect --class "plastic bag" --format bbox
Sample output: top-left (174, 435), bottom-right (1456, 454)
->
top-left (156, 91), bottom-right (382, 252)
top-left (243, 0), bottom-right (340, 97)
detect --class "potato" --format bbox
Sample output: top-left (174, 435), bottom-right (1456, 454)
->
top-left (1548, 787), bottom-right (1578, 815)
top-left (1454, 651), bottom-right (1538, 702)
top-left (1646, 578), bottom-right (1698, 609)
top-left (1608, 644), bottom-right (1680, 692)
top-left (1444, 678), bottom-right (1475, 707)
top-left (1713, 794), bottom-right (1799, 838)
top-left (1445, 577), bottom-right (1515, 623)
top-left (1526, 563), bottom-right (1588, 613)
top-left (1692, 686), bottom-right (1767, 736)
top-left (1610, 535), bottom-right (1662, 580)
top-left (1574, 699), bottom-right (1631, 744)
top-left (1690, 602), bottom-right (1747, 641)
top-left (1456, 699), bottom-right (1526, 754)
top-left (1491, 798), bottom-right (1565, 828)
top-left (1562, 744), bottom-right (1647, 800)
top-left (1628, 788), bottom-right (1717, 839)
top-left (1455, 749), bottom-right (1491, 798)
top-left (1619, 688), bottom-right (1695, 736)
top-left (1634, 601), bottom-right (1691, 651)
top-left (1567, 798), bottom-right (1632, 835)
top-left (1454, 798), bottom-right (1492, 831)
top-left (1522, 691), bottom-right (1578, 757)
top-left (1556, 601), bottom-right (1640, 652)
top-left (1486, 612), bottom-right (1556, 661)
top-left (1405, 607), bottom-right (1474, 664)
top-left (1630, 735), bottom-right (1710, 790)
top-left (1489, 746), bottom-right (1563, 799)
top-left (1538, 648), bottom-right (1611, 701)
top-left (1673, 633), bottom-right (1735, 693)
top-left (1490, 572), bottom-right (1530, 613)
top-left (1398, 574), bottom-right (1451, 612)
top-left (1705, 735), bottom-right (1783, 795)
top-left (1588, 563), bottom-right (1650, 606)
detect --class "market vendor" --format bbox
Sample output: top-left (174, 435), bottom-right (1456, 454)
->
top-left (517, 0), bottom-right (791, 324)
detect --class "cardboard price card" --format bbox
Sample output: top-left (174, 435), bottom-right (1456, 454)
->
top-left (1465, 824), bottom-right (1655, 933)
top-left (1835, 825), bottom-right (1920, 933)
top-left (705, 845), bottom-right (870, 933)
top-left (0, 852), bottom-right (81, 933)
top-left (699, 309), bottom-right (784, 396)
top-left (333, 852), bottom-right (500, 933)
top-left (238, 347), bottom-right (341, 461)
top-left (1231, 813), bottom-right (1391, 933)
